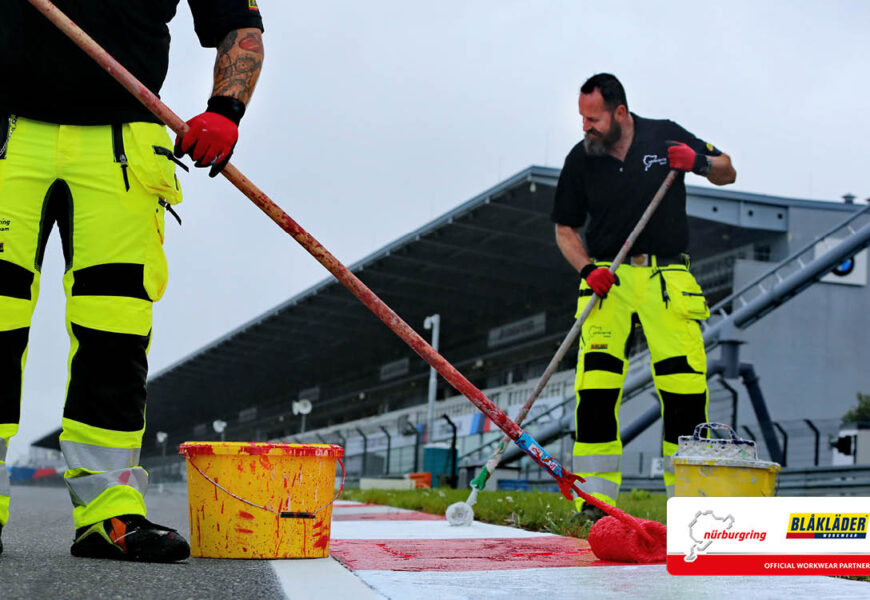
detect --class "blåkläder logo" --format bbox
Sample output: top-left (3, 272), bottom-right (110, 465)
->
top-left (786, 513), bottom-right (869, 539)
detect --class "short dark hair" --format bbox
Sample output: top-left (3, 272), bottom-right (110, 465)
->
top-left (580, 73), bottom-right (628, 112)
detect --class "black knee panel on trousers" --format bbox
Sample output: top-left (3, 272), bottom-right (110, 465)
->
top-left (583, 352), bottom-right (624, 374)
top-left (0, 261), bottom-right (34, 300)
top-left (64, 323), bottom-right (149, 432)
top-left (0, 328), bottom-right (29, 424)
top-left (575, 388), bottom-right (620, 444)
top-left (660, 389), bottom-right (708, 444)
top-left (654, 356), bottom-right (702, 376)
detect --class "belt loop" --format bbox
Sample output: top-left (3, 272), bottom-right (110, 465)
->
top-left (650, 254), bottom-right (658, 269)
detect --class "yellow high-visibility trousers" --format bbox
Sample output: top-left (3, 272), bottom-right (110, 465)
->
top-left (572, 257), bottom-right (710, 510)
top-left (0, 116), bottom-right (181, 527)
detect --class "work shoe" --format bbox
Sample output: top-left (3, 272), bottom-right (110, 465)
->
top-left (71, 514), bottom-right (189, 562)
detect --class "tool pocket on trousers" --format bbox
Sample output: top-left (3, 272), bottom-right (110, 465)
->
top-left (143, 203), bottom-right (169, 302)
top-left (120, 122), bottom-right (183, 205)
top-left (574, 283), bottom-right (596, 318)
top-left (664, 269), bottom-right (710, 321)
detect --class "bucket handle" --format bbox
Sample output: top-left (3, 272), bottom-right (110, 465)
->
top-left (692, 422), bottom-right (739, 441)
top-left (187, 456), bottom-right (346, 519)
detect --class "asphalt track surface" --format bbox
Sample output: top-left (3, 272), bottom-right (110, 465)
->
top-left (0, 485), bottom-right (287, 600)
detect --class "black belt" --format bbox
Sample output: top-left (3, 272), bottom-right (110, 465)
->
top-left (595, 253), bottom-right (687, 267)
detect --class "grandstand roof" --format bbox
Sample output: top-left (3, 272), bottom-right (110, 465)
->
top-left (30, 166), bottom-right (858, 451)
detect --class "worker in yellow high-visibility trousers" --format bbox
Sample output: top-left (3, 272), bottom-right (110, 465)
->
top-left (0, 0), bottom-right (264, 561)
top-left (551, 73), bottom-right (737, 521)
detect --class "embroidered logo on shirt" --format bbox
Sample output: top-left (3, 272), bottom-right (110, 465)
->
top-left (706, 142), bottom-right (716, 152)
top-left (643, 154), bottom-right (668, 172)
top-left (248, 0), bottom-right (259, 10)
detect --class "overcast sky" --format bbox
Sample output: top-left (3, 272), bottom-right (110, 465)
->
top-left (11, 0), bottom-right (869, 463)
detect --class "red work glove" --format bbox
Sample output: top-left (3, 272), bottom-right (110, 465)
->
top-left (174, 96), bottom-right (246, 177)
top-left (667, 141), bottom-right (711, 176)
top-left (580, 264), bottom-right (618, 297)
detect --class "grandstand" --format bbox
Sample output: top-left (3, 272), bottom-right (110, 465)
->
top-left (32, 166), bottom-right (870, 488)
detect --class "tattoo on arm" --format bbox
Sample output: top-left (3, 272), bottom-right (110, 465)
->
top-left (212, 28), bottom-right (264, 105)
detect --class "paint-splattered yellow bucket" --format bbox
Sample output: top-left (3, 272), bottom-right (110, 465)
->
top-left (673, 423), bottom-right (780, 497)
top-left (179, 442), bottom-right (344, 559)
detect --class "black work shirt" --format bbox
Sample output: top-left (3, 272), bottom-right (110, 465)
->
top-left (0, 0), bottom-right (264, 125)
top-left (551, 114), bottom-right (722, 258)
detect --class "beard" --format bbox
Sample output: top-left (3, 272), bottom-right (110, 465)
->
top-left (583, 119), bottom-right (622, 156)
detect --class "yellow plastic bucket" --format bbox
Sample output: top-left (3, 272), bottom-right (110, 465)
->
top-left (179, 442), bottom-right (344, 559)
top-left (672, 423), bottom-right (781, 497)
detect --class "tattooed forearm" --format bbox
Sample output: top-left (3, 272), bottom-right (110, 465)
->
top-left (212, 28), bottom-right (264, 105)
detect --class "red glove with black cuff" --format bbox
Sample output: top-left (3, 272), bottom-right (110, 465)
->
top-left (580, 263), bottom-right (618, 298)
top-left (174, 96), bottom-right (246, 177)
top-left (667, 141), bottom-right (712, 176)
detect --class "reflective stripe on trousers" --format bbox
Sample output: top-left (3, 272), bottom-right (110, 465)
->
top-left (61, 440), bottom-right (147, 507)
top-left (580, 476), bottom-right (620, 500)
top-left (66, 467), bottom-right (148, 507)
top-left (573, 454), bottom-right (622, 473)
top-left (0, 437), bottom-right (9, 495)
top-left (60, 440), bottom-right (140, 471)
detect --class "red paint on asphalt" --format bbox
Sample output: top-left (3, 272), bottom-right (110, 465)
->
top-left (330, 537), bottom-right (606, 571)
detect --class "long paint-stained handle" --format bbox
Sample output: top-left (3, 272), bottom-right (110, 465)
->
top-left (472, 169), bottom-right (678, 490)
top-left (30, 0), bottom-right (659, 542)
top-left (24, 0), bottom-right (532, 450)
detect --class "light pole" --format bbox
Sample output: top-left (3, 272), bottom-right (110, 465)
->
top-left (292, 399), bottom-right (312, 433)
top-left (212, 419), bottom-right (227, 442)
top-left (156, 431), bottom-right (168, 459)
top-left (423, 314), bottom-right (441, 440)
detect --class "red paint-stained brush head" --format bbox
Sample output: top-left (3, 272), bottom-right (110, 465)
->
top-left (587, 516), bottom-right (667, 563)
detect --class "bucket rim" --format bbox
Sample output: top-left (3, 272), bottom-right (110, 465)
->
top-left (178, 441), bottom-right (344, 458)
top-left (672, 456), bottom-right (781, 471)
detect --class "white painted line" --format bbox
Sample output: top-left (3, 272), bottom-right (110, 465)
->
top-left (332, 519), bottom-right (556, 540)
top-left (270, 556), bottom-right (385, 600)
top-left (333, 505), bottom-right (417, 516)
top-left (354, 565), bottom-right (870, 600)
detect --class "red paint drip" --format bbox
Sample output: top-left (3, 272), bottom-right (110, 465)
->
top-left (587, 516), bottom-right (666, 563)
top-left (236, 528), bottom-right (254, 534)
top-left (238, 511), bottom-right (255, 520)
top-left (313, 532), bottom-right (330, 550)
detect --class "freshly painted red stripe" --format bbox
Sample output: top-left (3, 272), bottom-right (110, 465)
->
top-left (332, 512), bottom-right (445, 521)
top-left (667, 554), bottom-right (870, 576)
top-left (330, 537), bottom-right (628, 571)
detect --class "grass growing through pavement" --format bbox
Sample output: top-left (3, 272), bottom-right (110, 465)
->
top-left (340, 487), bottom-right (666, 539)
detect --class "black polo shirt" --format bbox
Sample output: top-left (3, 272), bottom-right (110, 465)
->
top-left (551, 114), bottom-right (722, 258)
top-left (0, 0), bottom-right (264, 125)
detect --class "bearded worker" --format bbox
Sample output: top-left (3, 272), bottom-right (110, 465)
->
top-left (551, 73), bottom-right (736, 521)
top-left (0, 0), bottom-right (264, 561)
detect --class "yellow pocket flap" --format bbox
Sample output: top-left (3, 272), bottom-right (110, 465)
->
top-left (123, 122), bottom-right (183, 205)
